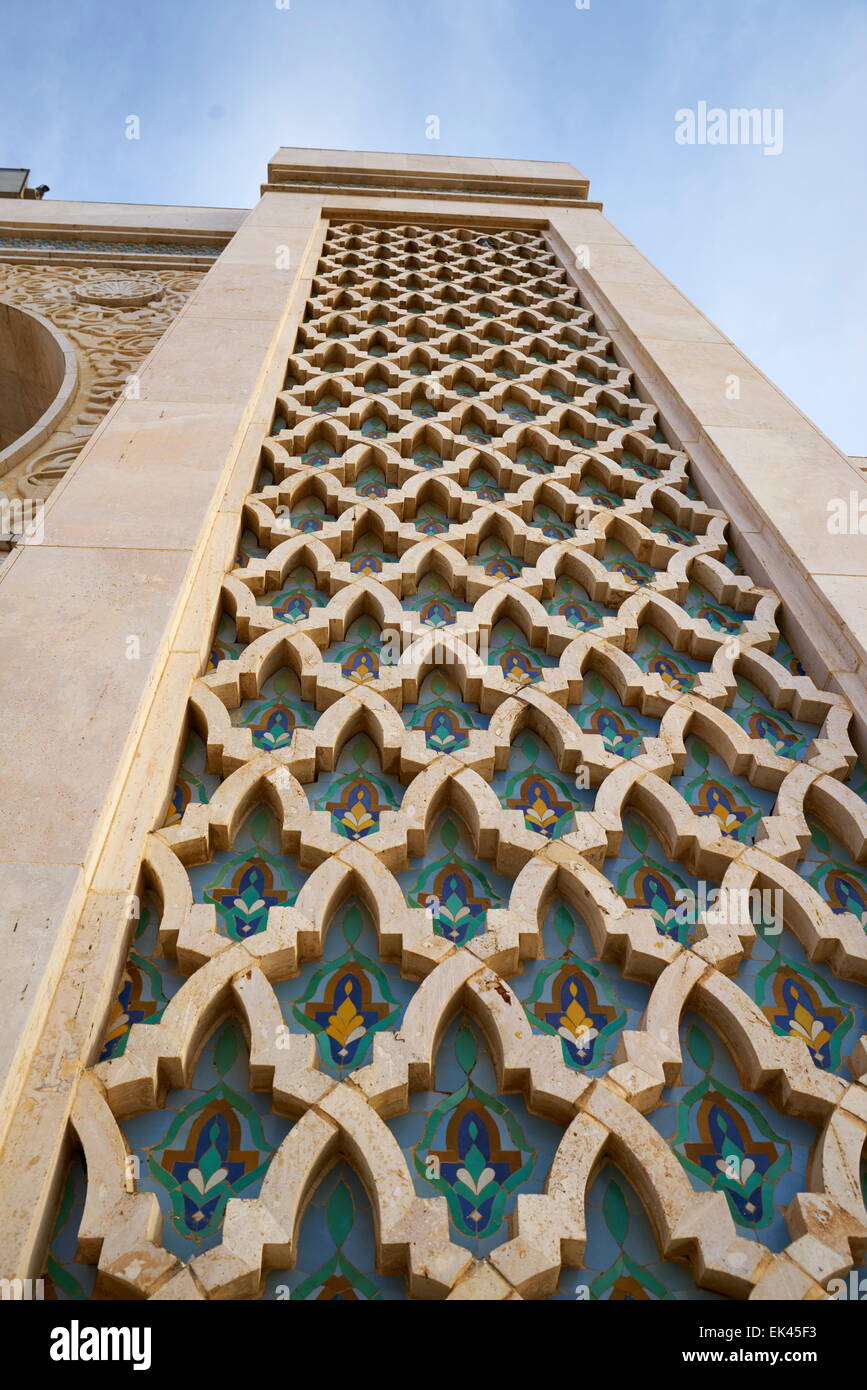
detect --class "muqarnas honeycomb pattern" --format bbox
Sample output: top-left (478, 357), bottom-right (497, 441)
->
top-left (48, 221), bottom-right (867, 1302)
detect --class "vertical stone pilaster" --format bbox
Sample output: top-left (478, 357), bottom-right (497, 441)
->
top-left (0, 195), bottom-right (326, 1272)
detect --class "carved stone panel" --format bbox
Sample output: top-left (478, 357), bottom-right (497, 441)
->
top-left (0, 264), bottom-right (204, 500)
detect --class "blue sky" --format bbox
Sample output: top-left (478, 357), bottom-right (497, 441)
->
top-left (2, 0), bottom-right (865, 452)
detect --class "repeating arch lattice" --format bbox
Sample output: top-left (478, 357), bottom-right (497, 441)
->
top-left (45, 221), bottom-right (867, 1302)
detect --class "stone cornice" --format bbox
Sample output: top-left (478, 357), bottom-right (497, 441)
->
top-left (265, 146), bottom-right (595, 208)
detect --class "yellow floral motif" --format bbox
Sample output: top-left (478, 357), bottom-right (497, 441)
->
top-left (339, 789), bottom-right (376, 836)
top-left (325, 981), bottom-right (367, 1055)
top-left (710, 803), bottom-right (742, 835)
top-left (557, 981), bottom-right (598, 1054)
top-left (102, 998), bottom-right (131, 1048)
top-left (786, 1001), bottom-right (831, 1055)
top-left (503, 655), bottom-right (531, 685)
top-left (348, 652), bottom-right (376, 684)
top-left (525, 787), bottom-right (557, 832)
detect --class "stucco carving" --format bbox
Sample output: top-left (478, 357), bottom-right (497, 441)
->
top-left (0, 264), bottom-right (203, 500)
